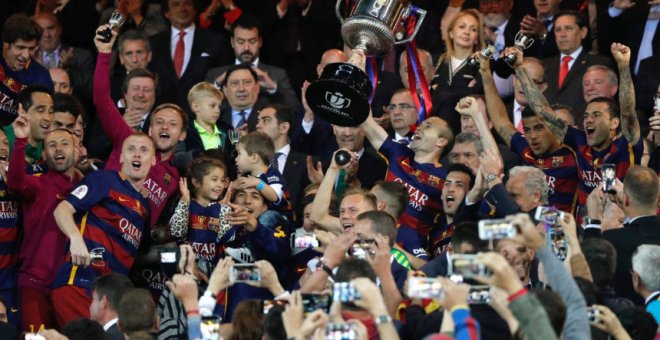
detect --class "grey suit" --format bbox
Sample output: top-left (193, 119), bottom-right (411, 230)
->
top-left (105, 323), bottom-right (125, 340)
top-left (205, 62), bottom-right (300, 110)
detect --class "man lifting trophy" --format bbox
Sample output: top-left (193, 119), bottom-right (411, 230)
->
top-left (305, 0), bottom-right (426, 126)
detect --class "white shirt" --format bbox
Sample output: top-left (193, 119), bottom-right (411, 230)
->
top-left (559, 46), bottom-right (583, 72)
top-left (513, 100), bottom-right (525, 129)
top-left (235, 57), bottom-right (259, 67)
top-left (492, 19), bottom-right (508, 54)
top-left (274, 144), bottom-right (291, 175)
top-left (170, 24), bottom-right (196, 75)
top-left (103, 318), bottom-right (119, 331)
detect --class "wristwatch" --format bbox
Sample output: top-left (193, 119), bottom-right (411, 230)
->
top-left (486, 173), bottom-right (498, 182)
top-left (375, 315), bottom-right (393, 325)
top-left (315, 259), bottom-right (336, 279)
top-left (584, 217), bottom-right (601, 225)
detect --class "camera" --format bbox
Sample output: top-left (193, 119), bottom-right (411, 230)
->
top-left (534, 206), bottom-right (565, 225)
top-left (333, 282), bottom-right (361, 303)
top-left (654, 93), bottom-right (660, 112)
top-left (302, 293), bottom-right (332, 315)
top-left (291, 231), bottom-right (319, 249)
top-left (467, 285), bottom-right (492, 304)
top-left (230, 264), bottom-right (261, 283)
top-left (325, 323), bottom-right (358, 340)
top-left (548, 227), bottom-right (568, 261)
top-left (348, 238), bottom-right (376, 259)
top-left (448, 254), bottom-right (491, 279)
top-left (262, 299), bottom-right (289, 314)
top-left (587, 307), bottom-right (601, 323)
top-left (601, 164), bottom-right (616, 194)
top-left (478, 219), bottom-right (516, 240)
top-left (159, 247), bottom-right (180, 278)
top-left (200, 316), bottom-right (222, 340)
top-left (407, 277), bottom-right (444, 299)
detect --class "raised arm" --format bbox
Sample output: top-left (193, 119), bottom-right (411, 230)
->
top-left (361, 111), bottom-right (390, 151)
top-left (6, 113), bottom-right (38, 198)
top-left (309, 151), bottom-right (348, 234)
top-left (455, 96), bottom-right (499, 153)
top-left (508, 47), bottom-right (567, 140)
top-left (611, 43), bottom-right (640, 144)
top-left (478, 54), bottom-right (517, 147)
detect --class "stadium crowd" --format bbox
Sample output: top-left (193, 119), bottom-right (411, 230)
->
top-left (0, 0), bottom-right (659, 339)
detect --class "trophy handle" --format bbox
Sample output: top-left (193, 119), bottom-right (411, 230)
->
top-left (395, 6), bottom-right (426, 45)
top-left (335, 0), bottom-right (345, 24)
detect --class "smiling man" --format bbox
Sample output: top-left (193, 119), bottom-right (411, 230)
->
top-left (0, 14), bottom-right (53, 126)
top-left (50, 132), bottom-right (155, 327)
top-left (93, 25), bottom-right (187, 227)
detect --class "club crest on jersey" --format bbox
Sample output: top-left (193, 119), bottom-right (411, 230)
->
top-left (428, 175), bottom-right (441, 187)
top-left (71, 185), bottom-right (88, 199)
top-left (552, 156), bottom-right (563, 168)
top-left (163, 173), bottom-right (172, 186)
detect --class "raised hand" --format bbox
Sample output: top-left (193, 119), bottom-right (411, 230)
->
top-left (179, 178), bottom-right (191, 202)
top-left (252, 67), bottom-right (277, 91)
top-left (455, 96), bottom-right (480, 116)
top-left (94, 24), bottom-right (117, 54)
top-left (12, 111), bottom-right (30, 139)
top-left (610, 43), bottom-right (631, 65)
top-left (612, 0), bottom-right (636, 10)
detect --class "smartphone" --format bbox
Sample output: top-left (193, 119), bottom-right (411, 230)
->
top-left (291, 232), bottom-right (319, 249)
top-left (653, 93), bottom-right (660, 112)
top-left (407, 277), bottom-right (443, 299)
top-left (587, 307), bottom-right (601, 323)
top-left (230, 264), bottom-right (261, 283)
top-left (262, 299), bottom-right (289, 314)
top-left (535, 206), bottom-right (565, 225)
top-left (24, 335), bottom-right (46, 340)
top-left (601, 164), bottom-right (616, 194)
top-left (467, 285), bottom-right (492, 304)
top-left (333, 282), bottom-right (361, 303)
top-left (325, 322), bottom-right (358, 340)
top-left (478, 219), bottom-right (516, 240)
top-left (200, 315), bottom-right (222, 340)
top-left (548, 227), bottom-right (568, 261)
top-left (159, 247), bottom-right (180, 278)
top-left (302, 293), bottom-right (332, 315)
top-left (448, 254), bottom-right (491, 279)
top-left (348, 239), bottom-right (376, 260)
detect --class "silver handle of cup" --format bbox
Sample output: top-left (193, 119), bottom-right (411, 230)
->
top-left (395, 6), bottom-right (426, 45)
top-left (335, 0), bottom-right (346, 24)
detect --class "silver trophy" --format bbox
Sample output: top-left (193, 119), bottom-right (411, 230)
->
top-left (99, 10), bottom-right (126, 43)
top-left (504, 31), bottom-right (535, 65)
top-left (467, 44), bottom-right (497, 70)
top-left (305, 0), bottom-right (427, 126)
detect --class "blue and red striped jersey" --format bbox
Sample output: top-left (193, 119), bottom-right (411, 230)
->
top-left (0, 179), bottom-right (19, 290)
top-left (379, 138), bottom-right (446, 237)
top-left (188, 201), bottom-right (231, 264)
top-left (563, 127), bottom-right (643, 205)
top-left (53, 170), bottom-right (151, 289)
top-left (511, 133), bottom-right (580, 214)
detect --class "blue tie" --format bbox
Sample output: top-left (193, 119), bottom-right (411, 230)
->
top-left (237, 110), bottom-right (247, 128)
top-left (271, 152), bottom-right (284, 172)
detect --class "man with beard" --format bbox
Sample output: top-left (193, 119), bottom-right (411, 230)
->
top-left (50, 133), bottom-right (155, 327)
top-left (478, 51), bottom-right (579, 214)
top-left (93, 25), bottom-right (187, 227)
top-left (512, 43), bottom-right (642, 207)
top-left (7, 112), bottom-right (81, 332)
top-left (206, 14), bottom-right (298, 110)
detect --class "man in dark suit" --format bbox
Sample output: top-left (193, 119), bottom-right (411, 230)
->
top-left (588, 166), bottom-right (660, 306)
top-left (111, 30), bottom-right (153, 107)
top-left (205, 14), bottom-right (299, 110)
top-left (542, 11), bottom-right (613, 121)
top-left (255, 104), bottom-right (309, 208)
top-left (219, 64), bottom-right (275, 132)
top-left (89, 274), bottom-right (134, 340)
top-left (149, 0), bottom-right (229, 113)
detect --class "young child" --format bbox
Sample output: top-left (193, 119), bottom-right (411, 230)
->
top-left (184, 82), bottom-right (229, 157)
top-left (169, 157), bottom-right (232, 265)
top-left (234, 132), bottom-right (294, 221)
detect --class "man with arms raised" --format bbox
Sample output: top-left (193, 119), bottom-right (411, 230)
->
top-left (355, 49), bottom-right (454, 240)
top-left (93, 25), bottom-right (187, 226)
top-left (478, 49), bottom-right (579, 214)
top-left (50, 132), bottom-right (155, 326)
top-left (510, 43), bottom-right (642, 208)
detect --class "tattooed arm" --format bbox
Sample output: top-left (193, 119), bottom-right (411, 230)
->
top-left (611, 43), bottom-right (640, 144)
top-left (508, 47), bottom-right (568, 140)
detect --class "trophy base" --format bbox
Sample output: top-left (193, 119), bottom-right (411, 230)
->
top-left (341, 15), bottom-right (396, 57)
top-left (305, 62), bottom-right (373, 127)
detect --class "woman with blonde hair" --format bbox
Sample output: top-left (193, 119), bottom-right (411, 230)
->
top-left (430, 9), bottom-right (486, 132)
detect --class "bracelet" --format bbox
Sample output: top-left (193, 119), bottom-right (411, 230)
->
top-left (374, 314), bottom-right (392, 325)
top-left (186, 309), bottom-right (200, 316)
top-left (507, 287), bottom-right (528, 302)
top-left (257, 180), bottom-right (265, 191)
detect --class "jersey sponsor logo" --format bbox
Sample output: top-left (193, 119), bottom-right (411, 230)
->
top-left (71, 185), bottom-right (88, 199)
top-left (0, 200), bottom-right (18, 219)
top-left (546, 175), bottom-right (557, 195)
top-left (191, 242), bottom-right (217, 261)
top-left (119, 218), bottom-right (143, 248)
top-left (581, 170), bottom-right (603, 189)
top-left (143, 178), bottom-right (168, 207)
top-left (393, 178), bottom-right (429, 211)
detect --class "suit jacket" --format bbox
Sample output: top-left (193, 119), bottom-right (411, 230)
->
top-left (218, 96), bottom-right (271, 132)
top-left (543, 51), bottom-right (614, 126)
top-left (106, 323), bottom-right (125, 340)
top-left (205, 62), bottom-right (300, 110)
top-left (65, 46), bottom-right (95, 99)
top-left (149, 27), bottom-right (231, 113)
top-left (602, 215), bottom-right (660, 306)
top-left (282, 150), bottom-right (309, 208)
top-left (290, 105), bottom-right (334, 157)
top-left (430, 59), bottom-right (484, 133)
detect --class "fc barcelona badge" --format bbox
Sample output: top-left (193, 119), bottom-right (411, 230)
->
top-left (551, 156), bottom-right (563, 168)
top-left (164, 173), bottom-right (172, 186)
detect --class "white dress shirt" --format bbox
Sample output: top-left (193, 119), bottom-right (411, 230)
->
top-left (170, 24), bottom-right (196, 75)
top-left (274, 144), bottom-right (291, 175)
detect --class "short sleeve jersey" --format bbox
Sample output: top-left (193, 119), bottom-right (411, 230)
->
top-left (379, 138), bottom-right (446, 237)
top-left (258, 167), bottom-right (295, 221)
top-left (510, 132), bottom-right (580, 214)
top-left (0, 179), bottom-right (19, 290)
top-left (188, 201), bottom-right (232, 264)
top-left (53, 170), bottom-right (151, 289)
top-left (563, 127), bottom-right (643, 205)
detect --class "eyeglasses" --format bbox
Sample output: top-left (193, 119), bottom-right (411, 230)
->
top-left (387, 104), bottom-right (416, 111)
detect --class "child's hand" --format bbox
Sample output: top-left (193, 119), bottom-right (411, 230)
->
top-left (239, 175), bottom-right (261, 189)
top-left (179, 178), bottom-right (191, 202)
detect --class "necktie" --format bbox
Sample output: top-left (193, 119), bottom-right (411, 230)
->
top-left (237, 110), bottom-right (247, 128)
top-left (516, 106), bottom-right (524, 134)
top-left (174, 31), bottom-right (186, 78)
top-left (544, 19), bottom-right (553, 30)
top-left (489, 26), bottom-right (498, 33)
top-left (558, 55), bottom-right (573, 88)
top-left (44, 52), bottom-right (57, 69)
top-left (271, 152), bottom-right (284, 173)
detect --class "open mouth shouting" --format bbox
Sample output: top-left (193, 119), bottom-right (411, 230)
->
top-left (585, 126), bottom-right (596, 137)
top-left (131, 160), bottom-right (142, 170)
